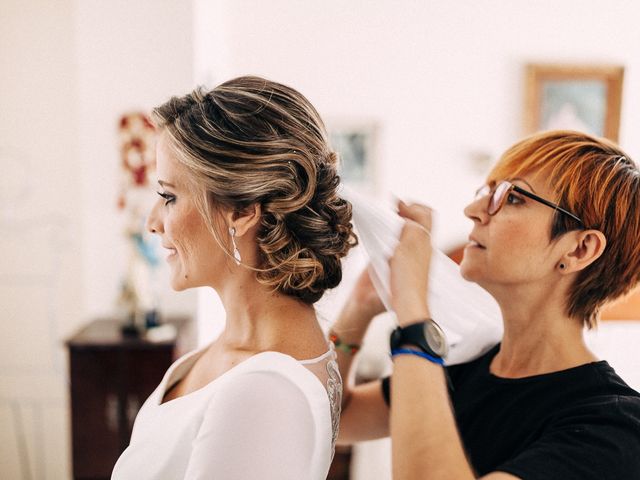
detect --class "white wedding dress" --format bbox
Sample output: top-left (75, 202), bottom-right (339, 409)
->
top-left (111, 344), bottom-right (341, 480)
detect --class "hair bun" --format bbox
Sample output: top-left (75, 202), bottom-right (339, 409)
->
top-left (257, 160), bottom-right (357, 304)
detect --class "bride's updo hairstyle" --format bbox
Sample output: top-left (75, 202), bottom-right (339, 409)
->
top-left (152, 76), bottom-right (357, 304)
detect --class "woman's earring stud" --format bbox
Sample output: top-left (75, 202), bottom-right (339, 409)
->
top-left (229, 227), bottom-right (241, 265)
top-left (559, 263), bottom-right (566, 270)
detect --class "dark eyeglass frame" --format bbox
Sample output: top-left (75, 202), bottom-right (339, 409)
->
top-left (476, 181), bottom-right (584, 225)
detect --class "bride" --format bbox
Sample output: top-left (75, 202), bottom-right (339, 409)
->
top-left (112, 76), bottom-right (357, 479)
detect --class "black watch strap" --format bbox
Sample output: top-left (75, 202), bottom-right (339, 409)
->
top-left (390, 321), bottom-right (441, 359)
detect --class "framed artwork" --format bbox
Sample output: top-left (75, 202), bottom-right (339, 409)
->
top-left (328, 121), bottom-right (377, 193)
top-left (524, 64), bottom-right (624, 142)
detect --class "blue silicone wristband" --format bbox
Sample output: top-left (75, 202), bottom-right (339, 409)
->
top-left (391, 348), bottom-right (445, 366)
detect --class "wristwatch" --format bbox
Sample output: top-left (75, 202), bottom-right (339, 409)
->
top-left (390, 319), bottom-right (449, 359)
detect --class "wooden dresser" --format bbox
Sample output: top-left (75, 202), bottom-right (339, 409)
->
top-left (66, 317), bottom-right (192, 480)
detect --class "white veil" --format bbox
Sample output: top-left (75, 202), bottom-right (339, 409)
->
top-left (340, 186), bottom-right (503, 365)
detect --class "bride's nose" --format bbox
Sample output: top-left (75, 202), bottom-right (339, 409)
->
top-left (146, 199), bottom-right (164, 234)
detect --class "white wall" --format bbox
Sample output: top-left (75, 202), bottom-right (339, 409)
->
top-left (197, 0), bottom-right (640, 247)
top-left (76, 0), bottom-right (198, 319)
top-left (1, 1), bottom-right (196, 477)
top-left (1, 1), bottom-right (81, 477)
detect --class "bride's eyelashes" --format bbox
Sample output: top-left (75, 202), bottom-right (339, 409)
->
top-left (157, 191), bottom-right (176, 206)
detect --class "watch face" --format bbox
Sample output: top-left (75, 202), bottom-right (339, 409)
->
top-left (424, 321), bottom-right (448, 357)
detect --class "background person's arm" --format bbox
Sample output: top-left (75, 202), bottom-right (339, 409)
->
top-left (337, 380), bottom-right (389, 445)
top-left (332, 269), bottom-right (384, 399)
top-left (333, 269), bottom-right (389, 444)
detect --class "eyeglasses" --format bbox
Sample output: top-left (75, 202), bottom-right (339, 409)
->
top-left (475, 181), bottom-right (584, 225)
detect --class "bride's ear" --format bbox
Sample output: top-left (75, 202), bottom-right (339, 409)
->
top-left (224, 203), bottom-right (262, 236)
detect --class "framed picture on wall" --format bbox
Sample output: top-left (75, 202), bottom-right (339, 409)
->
top-left (524, 64), bottom-right (624, 142)
top-left (328, 120), bottom-right (378, 193)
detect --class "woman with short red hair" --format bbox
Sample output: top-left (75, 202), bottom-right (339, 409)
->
top-left (335, 130), bottom-right (640, 479)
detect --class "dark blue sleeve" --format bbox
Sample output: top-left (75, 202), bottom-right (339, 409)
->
top-left (381, 375), bottom-right (391, 405)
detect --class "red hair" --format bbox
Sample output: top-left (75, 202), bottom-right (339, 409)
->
top-left (488, 130), bottom-right (640, 328)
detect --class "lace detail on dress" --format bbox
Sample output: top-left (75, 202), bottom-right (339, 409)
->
top-left (299, 344), bottom-right (343, 460)
top-left (325, 355), bottom-right (342, 459)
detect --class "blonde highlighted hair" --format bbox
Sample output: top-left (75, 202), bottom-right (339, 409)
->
top-left (488, 130), bottom-right (640, 328)
top-left (153, 76), bottom-right (357, 304)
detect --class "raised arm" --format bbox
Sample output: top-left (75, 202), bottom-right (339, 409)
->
top-left (388, 202), bottom-right (519, 480)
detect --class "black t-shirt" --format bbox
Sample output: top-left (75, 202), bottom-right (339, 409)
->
top-left (381, 345), bottom-right (640, 479)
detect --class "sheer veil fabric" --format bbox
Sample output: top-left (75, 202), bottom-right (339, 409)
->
top-left (340, 187), bottom-right (503, 365)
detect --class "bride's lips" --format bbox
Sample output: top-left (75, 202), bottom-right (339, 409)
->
top-left (163, 245), bottom-right (178, 260)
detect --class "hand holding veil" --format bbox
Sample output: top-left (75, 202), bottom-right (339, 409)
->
top-left (340, 187), bottom-right (503, 365)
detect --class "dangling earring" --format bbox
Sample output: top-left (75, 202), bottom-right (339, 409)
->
top-left (229, 227), bottom-right (241, 265)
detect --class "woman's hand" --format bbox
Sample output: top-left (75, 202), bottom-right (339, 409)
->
top-left (351, 267), bottom-right (386, 319)
top-left (389, 201), bottom-right (433, 326)
top-left (332, 267), bottom-right (385, 346)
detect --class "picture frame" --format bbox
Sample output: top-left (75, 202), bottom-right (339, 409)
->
top-left (327, 120), bottom-right (378, 193)
top-left (524, 64), bottom-right (624, 142)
